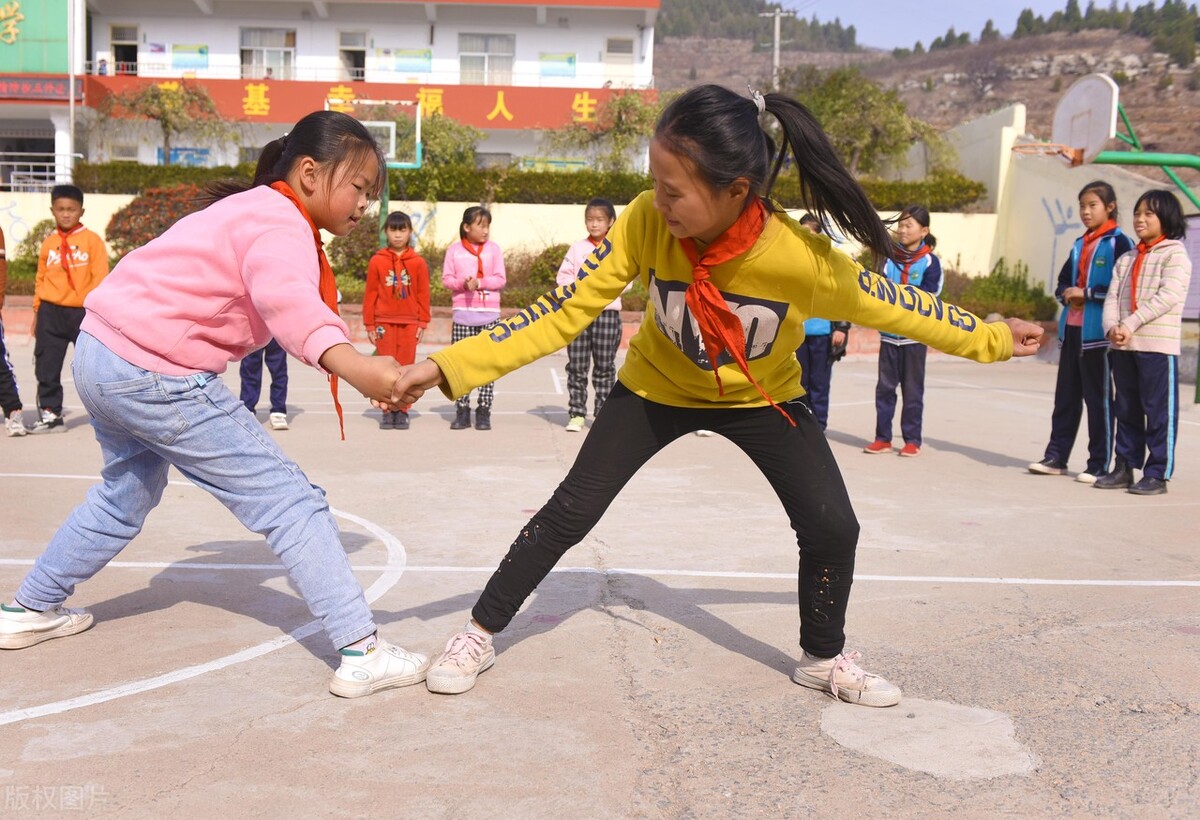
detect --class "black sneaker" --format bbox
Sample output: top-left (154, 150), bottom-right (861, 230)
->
top-left (1094, 459), bottom-right (1133, 490)
top-left (1027, 457), bottom-right (1067, 475)
top-left (31, 410), bottom-right (65, 433)
top-left (1127, 476), bottom-right (1167, 496)
top-left (394, 411), bottom-right (410, 430)
top-left (450, 406), bottom-right (471, 430)
top-left (474, 407), bottom-right (492, 431)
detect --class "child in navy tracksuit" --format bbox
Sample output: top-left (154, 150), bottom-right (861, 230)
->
top-left (1028, 181), bottom-right (1133, 482)
top-left (864, 205), bottom-right (942, 457)
top-left (794, 214), bottom-right (849, 430)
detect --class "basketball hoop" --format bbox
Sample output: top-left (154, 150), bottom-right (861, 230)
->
top-left (1010, 142), bottom-right (1086, 167)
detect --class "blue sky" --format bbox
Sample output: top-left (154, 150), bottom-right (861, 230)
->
top-left (779, 1), bottom-right (1084, 50)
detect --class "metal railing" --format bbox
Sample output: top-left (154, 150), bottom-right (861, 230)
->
top-left (0, 153), bottom-right (79, 192)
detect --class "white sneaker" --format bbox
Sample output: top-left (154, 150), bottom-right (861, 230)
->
top-left (269, 412), bottom-right (289, 430)
top-left (694, 429), bottom-right (715, 437)
top-left (31, 410), bottom-right (65, 433)
top-left (0, 602), bottom-right (94, 649)
top-left (5, 410), bottom-right (28, 437)
top-left (791, 649), bottom-right (901, 707)
top-left (426, 629), bottom-right (495, 694)
top-left (328, 637), bottom-right (429, 698)
top-left (565, 415), bottom-right (585, 433)
top-left (1074, 471), bottom-right (1100, 485)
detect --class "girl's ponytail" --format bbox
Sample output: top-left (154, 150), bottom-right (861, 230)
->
top-left (762, 93), bottom-right (895, 263)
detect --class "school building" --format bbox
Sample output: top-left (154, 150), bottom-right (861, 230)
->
top-left (0, 0), bottom-right (659, 179)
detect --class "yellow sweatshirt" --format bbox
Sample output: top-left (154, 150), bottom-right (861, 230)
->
top-left (430, 192), bottom-right (1012, 408)
top-left (35, 225), bottom-right (109, 310)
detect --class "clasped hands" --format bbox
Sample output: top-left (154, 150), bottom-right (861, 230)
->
top-left (367, 358), bottom-right (445, 413)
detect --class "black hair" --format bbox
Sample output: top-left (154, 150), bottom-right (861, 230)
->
top-left (1078, 180), bottom-right (1120, 221)
top-left (50, 184), bottom-right (84, 204)
top-left (586, 197), bottom-right (617, 221)
top-left (654, 84), bottom-right (895, 263)
top-left (460, 205), bottom-right (492, 238)
top-left (384, 211), bottom-right (413, 231)
top-left (898, 204), bottom-right (937, 249)
top-left (1134, 189), bottom-right (1187, 240)
top-left (798, 212), bottom-right (822, 234)
top-left (205, 110), bottom-right (385, 203)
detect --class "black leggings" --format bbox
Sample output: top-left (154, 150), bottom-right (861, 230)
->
top-left (472, 383), bottom-right (860, 657)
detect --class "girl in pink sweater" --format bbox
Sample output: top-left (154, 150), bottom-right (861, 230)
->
top-left (0, 111), bottom-right (430, 698)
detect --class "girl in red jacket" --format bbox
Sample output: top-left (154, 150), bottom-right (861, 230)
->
top-left (363, 211), bottom-right (430, 429)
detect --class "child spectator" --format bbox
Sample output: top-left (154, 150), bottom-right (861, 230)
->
top-left (442, 206), bottom-right (505, 430)
top-left (32, 184), bottom-right (109, 432)
top-left (795, 213), bottom-right (850, 430)
top-left (864, 205), bottom-right (942, 457)
top-left (556, 197), bottom-right (626, 432)
top-left (1, 225), bottom-right (30, 437)
top-left (392, 85), bottom-right (1043, 704)
top-left (1028, 181), bottom-right (1133, 482)
top-left (239, 338), bottom-right (290, 430)
top-left (1096, 189), bottom-right (1192, 496)
top-left (364, 210), bottom-right (430, 430)
top-left (0, 111), bottom-right (428, 698)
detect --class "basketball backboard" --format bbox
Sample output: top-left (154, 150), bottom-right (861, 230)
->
top-left (1051, 73), bottom-right (1119, 164)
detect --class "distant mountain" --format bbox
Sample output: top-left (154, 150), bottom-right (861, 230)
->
top-left (656, 0), bottom-right (858, 51)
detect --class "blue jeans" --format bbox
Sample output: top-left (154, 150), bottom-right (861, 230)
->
top-left (16, 332), bottom-right (376, 650)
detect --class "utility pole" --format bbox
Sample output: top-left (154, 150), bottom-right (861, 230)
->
top-left (758, 8), bottom-right (796, 90)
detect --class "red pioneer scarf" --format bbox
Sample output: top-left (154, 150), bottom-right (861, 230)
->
top-left (899, 242), bottom-right (932, 285)
top-left (1128, 235), bottom-right (1166, 313)
top-left (461, 239), bottom-right (485, 280)
top-left (391, 247), bottom-right (416, 299)
top-left (56, 225), bottom-right (82, 291)
top-left (269, 180), bottom-right (346, 440)
top-left (679, 199), bottom-right (793, 426)
top-left (1076, 219), bottom-right (1116, 290)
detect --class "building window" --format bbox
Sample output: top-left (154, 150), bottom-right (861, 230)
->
top-left (110, 25), bottom-right (139, 76)
top-left (339, 31), bottom-right (367, 81)
top-left (459, 33), bottom-right (514, 85)
top-left (241, 28), bottom-right (296, 80)
top-left (110, 144), bottom-right (139, 162)
top-left (604, 38), bottom-right (635, 65)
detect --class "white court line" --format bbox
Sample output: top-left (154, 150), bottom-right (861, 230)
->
top-left (0, 497), bottom-right (407, 727)
top-left (548, 366), bottom-right (563, 395)
top-left (1, 559), bottom-right (1195, 588)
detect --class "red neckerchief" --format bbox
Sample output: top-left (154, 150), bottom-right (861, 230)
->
top-left (1077, 219), bottom-right (1117, 290)
top-left (1129, 235), bottom-right (1167, 313)
top-left (268, 180), bottom-right (346, 440)
top-left (587, 234), bottom-right (605, 247)
top-left (390, 247), bottom-right (415, 299)
top-left (679, 198), bottom-right (793, 426)
top-left (461, 239), bottom-right (485, 280)
top-left (56, 225), bottom-right (83, 291)
top-left (899, 242), bottom-right (932, 285)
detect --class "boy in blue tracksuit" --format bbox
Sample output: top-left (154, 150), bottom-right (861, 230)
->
top-left (795, 215), bottom-right (850, 429)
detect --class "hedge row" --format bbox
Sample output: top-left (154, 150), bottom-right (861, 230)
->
top-left (73, 162), bottom-right (986, 211)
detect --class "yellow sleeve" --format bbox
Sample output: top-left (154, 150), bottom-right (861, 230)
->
top-left (811, 250), bottom-right (1013, 363)
top-left (430, 195), bottom-right (649, 400)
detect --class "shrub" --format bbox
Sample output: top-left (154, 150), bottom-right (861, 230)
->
top-left (106, 184), bottom-right (206, 260)
top-left (73, 162), bottom-right (254, 195)
top-left (13, 218), bottom-right (55, 265)
top-left (328, 214), bottom-right (382, 281)
top-left (949, 258), bottom-right (1058, 321)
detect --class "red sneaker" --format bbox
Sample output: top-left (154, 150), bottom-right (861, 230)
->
top-left (863, 439), bottom-right (892, 454)
top-left (899, 443), bottom-right (921, 457)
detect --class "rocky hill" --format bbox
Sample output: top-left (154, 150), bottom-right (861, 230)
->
top-left (655, 30), bottom-right (1200, 188)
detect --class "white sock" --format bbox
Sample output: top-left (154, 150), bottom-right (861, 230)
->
top-left (465, 620), bottom-right (493, 642)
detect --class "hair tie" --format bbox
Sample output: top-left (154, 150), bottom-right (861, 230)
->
top-left (747, 85), bottom-right (766, 114)
top-left (279, 133), bottom-right (290, 148)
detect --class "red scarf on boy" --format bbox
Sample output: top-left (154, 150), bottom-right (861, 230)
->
top-left (269, 180), bottom-right (346, 439)
top-left (1076, 219), bottom-right (1117, 290)
top-left (1128, 235), bottom-right (1166, 313)
top-left (679, 199), bottom-right (794, 427)
top-left (56, 225), bottom-right (82, 291)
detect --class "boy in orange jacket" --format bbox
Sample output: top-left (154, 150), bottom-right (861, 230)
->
top-left (32, 185), bottom-right (109, 432)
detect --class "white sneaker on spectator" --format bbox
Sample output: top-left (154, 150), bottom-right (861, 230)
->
top-left (329, 637), bottom-right (429, 698)
top-left (269, 412), bottom-right (289, 430)
top-left (5, 410), bottom-right (28, 437)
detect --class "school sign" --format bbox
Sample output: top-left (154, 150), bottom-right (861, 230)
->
top-left (0, 1), bottom-right (69, 75)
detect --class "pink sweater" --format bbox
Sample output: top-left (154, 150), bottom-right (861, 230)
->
top-left (442, 239), bottom-right (505, 325)
top-left (556, 237), bottom-right (627, 312)
top-left (82, 186), bottom-right (351, 376)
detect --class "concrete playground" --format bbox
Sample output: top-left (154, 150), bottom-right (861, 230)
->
top-left (0, 332), bottom-right (1197, 818)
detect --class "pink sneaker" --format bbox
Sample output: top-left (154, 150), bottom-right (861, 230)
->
top-left (426, 629), bottom-right (495, 694)
top-left (792, 649), bottom-right (901, 707)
